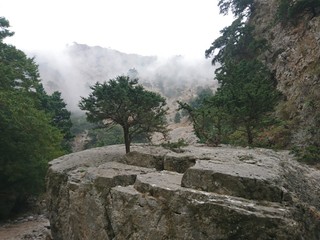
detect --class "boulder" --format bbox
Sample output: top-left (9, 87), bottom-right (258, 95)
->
top-left (46, 144), bottom-right (320, 239)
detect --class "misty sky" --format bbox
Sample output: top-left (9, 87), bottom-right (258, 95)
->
top-left (2, 0), bottom-right (233, 59)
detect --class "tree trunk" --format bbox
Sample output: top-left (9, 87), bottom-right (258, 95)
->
top-left (216, 117), bottom-right (222, 145)
top-left (123, 126), bottom-right (130, 153)
top-left (245, 124), bottom-right (253, 145)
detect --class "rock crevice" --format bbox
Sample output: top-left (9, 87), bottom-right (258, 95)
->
top-left (46, 145), bottom-right (320, 239)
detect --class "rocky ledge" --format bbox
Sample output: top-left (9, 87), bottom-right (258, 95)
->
top-left (46, 144), bottom-right (320, 239)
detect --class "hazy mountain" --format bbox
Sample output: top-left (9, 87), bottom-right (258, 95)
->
top-left (29, 43), bottom-right (217, 113)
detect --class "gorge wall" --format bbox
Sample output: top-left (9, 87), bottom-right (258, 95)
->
top-left (251, 0), bottom-right (320, 146)
top-left (46, 144), bottom-right (320, 239)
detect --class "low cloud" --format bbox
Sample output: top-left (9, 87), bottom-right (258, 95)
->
top-left (30, 43), bottom-right (218, 112)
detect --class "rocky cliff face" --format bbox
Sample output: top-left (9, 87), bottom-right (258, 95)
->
top-left (251, 0), bottom-right (320, 146)
top-left (46, 144), bottom-right (320, 239)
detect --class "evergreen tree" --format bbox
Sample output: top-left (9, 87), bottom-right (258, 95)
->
top-left (0, 17), bottom-right (70, 218)
top-left (178, 91), bottom-right (228, 145)
top-left (218, 0), bottom-right (254, 17)
top-left (0, 91), bottom-right (64, 218)
top-left (36, 85), bottom-right (73, 151)
top-left (277, 0), bottom-right (320, 22)
top-left (0, 17), bottom-right (73, 151)
top-left (204, 2), bottom-right (280, 145)
top-left (79, 75), bottom-right (168, 153)
top-left (214, 60), bottom-right (280, 144)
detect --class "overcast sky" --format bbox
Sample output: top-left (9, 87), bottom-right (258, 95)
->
top-left (2, 0), bottom-right (233, 59)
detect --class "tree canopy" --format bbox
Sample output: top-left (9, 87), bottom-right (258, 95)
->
top-left (0, 17), bottom-right (71, 218)
top-left (218, 0), bottom-right (254, 17)
top-left (36, 85), bottom-right (73, 151)
top-left (0, 17), bottom-right (14, 41)
top-left (0, 91), bottom-right (64, 218)
top-left (79, 75), bottom-right (168, 153)
top-left (215, 60), bottom-right (280, 144)
top-left (178, 2), bottom-right (281, 146)
top-left (277, 0), bottom-right (320, 23)
top-left (205, 18), bottom-right (267, 66)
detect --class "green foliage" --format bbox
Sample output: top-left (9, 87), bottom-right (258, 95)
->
top-left (0, 17), bottom-right (14, 41)
top-left (277, 0), bottom-right (291, 22)
top-left (228, 129), bottom-right (248, 146)
top-left (205, 18), bottom-right (267, 65)
top-left (218, 0), bottom-right (254, 17)
top-left (85, 125), bottom-right (124, 148)
top-left (36, 86), bottom-right (73, 151)
top-left (0, 91), bottom-right (64, 219)
top-left (0, 18), bottom-right (41, 94)
top-left (71, 113), bottom-right (95, 135)
top-left (255, 121), bottom-right (291, 149)
top-left (291, 145), bottom-right (320, 165)
top-left (290, 106), bottom-right (320, 164)
top-left (276, 0), bottom-right (320, 23)
top-left (161, 138), bottom-right (188, 152)
top-left (178, 91), bottom-right (230, 146)
top-left (214, 59), bottom-right (281, 145)
top-left (0, 18), bottom-right (73, 150)
top-left (71, 114), bottom-right (147, 149)
top-left (0, 17), bottom-right (69, 219)
top-left (0, 42), bottom-right (40, 91)
top-left (174, 111), bottom-right (181, 123)
top-left (187, 59), bottom-right (281, 146)
top-left (204, 2), bottom-right (281, 146)
top-left (189, 87), bottom-right (214, 109)
top-left (178, 101), bottom-right (211, 143)
top-left (79, 75), bottom-right (168, 153)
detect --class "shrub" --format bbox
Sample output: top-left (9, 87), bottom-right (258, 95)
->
top-left (174, 112), bottom-right (182, 123)
top-left (292, 145), bottom-right (320, 165)
top-left (161, 138), bottom-right (188, 152)
top-left (277, 0), bottom-right (320, 24)
top-left (255, 122), bottom-right (291, 149)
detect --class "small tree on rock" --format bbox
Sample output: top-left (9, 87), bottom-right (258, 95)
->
top-left (79, 75), bottom-right (168, 153)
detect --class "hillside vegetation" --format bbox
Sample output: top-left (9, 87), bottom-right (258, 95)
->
top-left (0, 17), bottom-right (73, 219)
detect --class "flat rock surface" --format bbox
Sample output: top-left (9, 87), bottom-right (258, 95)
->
top-left (46, 144), bottom-right (320, 239)
top-left (49, 145), bottom-right (127, 173)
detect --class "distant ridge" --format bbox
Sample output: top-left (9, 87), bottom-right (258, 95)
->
top-left (29, 43), bottom-right (216, 111)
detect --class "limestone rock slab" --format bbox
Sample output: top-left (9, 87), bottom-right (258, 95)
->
top-left (107, 171), bottom-right (299, 240)
top-left (181, 160), bottom-right (289, 202)
top-left (46, 144), bottom-right (320, 240)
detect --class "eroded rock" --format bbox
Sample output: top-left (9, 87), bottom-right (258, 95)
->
top-left (181, 160), bottom-right (288, 202)
top-left (46, 144), bottom-right (320, 239)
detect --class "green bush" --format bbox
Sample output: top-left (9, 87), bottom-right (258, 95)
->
top-left (228, 130), bottom-right (248, 147)
top-left (255, 122), bottom-right (291, 149)
top-left (277, 0), bottom-right (320, 23)
top-left (71, 114), bottom-right (96, 135)
top-left (292, 145), bottom-right (320, 165)
top-left (174, 112), bottom-right (181, 123)
top-left (0, 92), bottom-right (64, 219)
top-left (85, 126), bottom-right (124, 149)
top-left (161, 138), bottom-right (188, 152)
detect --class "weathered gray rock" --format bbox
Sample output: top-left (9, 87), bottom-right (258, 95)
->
top-left (46, 144), bottom-right (320, 240)
top-left (251, 0), bottom-right (320, 146)
top-left (181, 160), bottom-right (289, 202)
top-left (119, 150), bottom-right (196, 173)
top-left (108, 171), bottom-right (299, 240)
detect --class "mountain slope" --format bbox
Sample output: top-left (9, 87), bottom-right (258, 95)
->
top-left (31, 43), bottom-right (216, 112)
